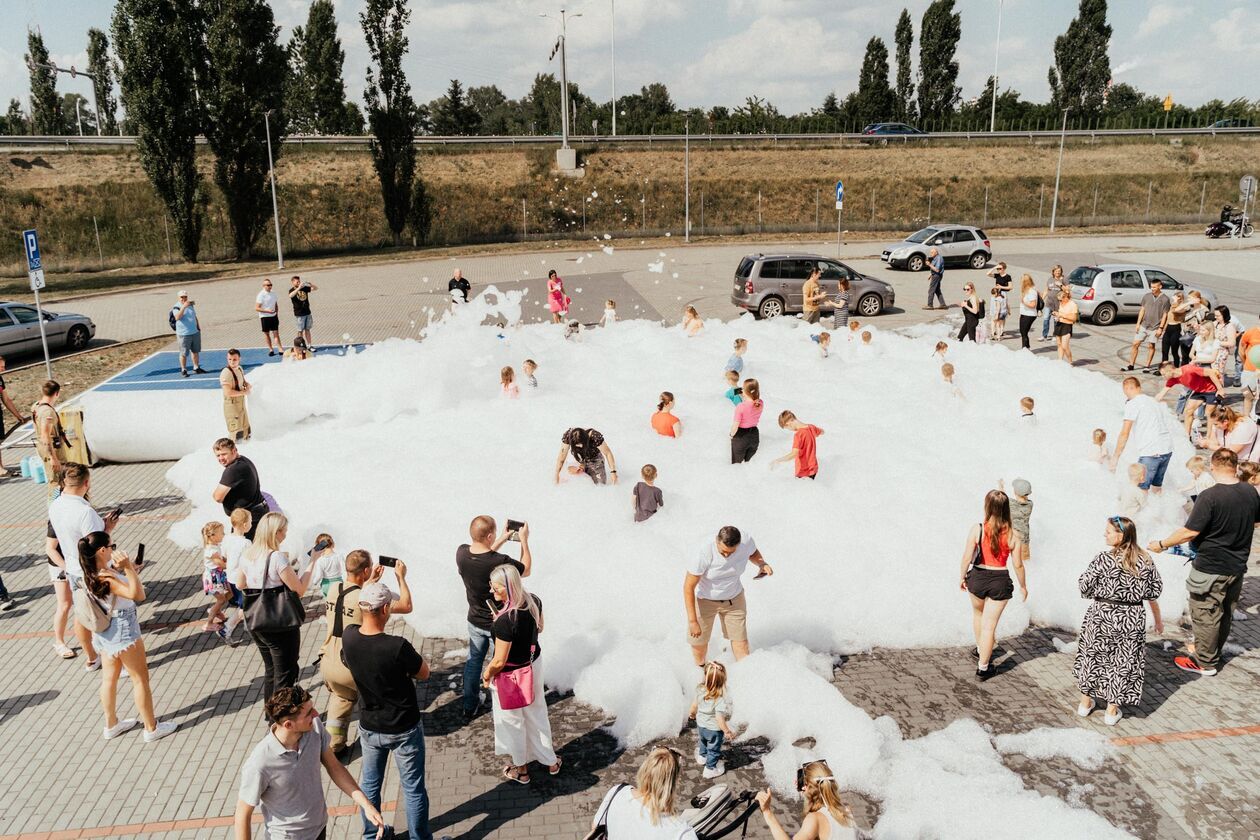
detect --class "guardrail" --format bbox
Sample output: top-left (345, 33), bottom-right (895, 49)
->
top-left (2, 126), bottom-right (1258, 149)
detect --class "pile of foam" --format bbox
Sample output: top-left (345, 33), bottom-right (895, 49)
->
top-left (155, 289), bottom-right (1188, 836)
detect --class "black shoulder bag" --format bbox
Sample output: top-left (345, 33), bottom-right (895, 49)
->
top-left (242, 551), bottom-right (305, 632)
top-left (582, 783), bottom-right (629, 840)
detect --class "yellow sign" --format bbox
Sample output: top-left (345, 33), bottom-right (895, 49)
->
top-left (1163, 94), bottom-right (1173, 112)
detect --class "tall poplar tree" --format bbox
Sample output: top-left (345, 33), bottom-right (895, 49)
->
top-left (1049, 0), bottom-right (1112, 117)
top-left (853, 37), bottom-right (895, 127)
top-left (361, 0), bottom-right (418, 245)
top-left (112, 0), bottom-right (205, 261)
top-left (86, 28), bottom-right (119, 134)
top-left (894, 9), bottom-right (916, 124)
top-left (288, 0), bottom-right (357, 134)
top-left (916, 0), bottom-right (961, 125)
top-left (25, 31), bottom-right (62, 135)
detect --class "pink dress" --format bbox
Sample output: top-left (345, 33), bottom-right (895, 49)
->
top-left (548, 277), bottom-right (570, 314)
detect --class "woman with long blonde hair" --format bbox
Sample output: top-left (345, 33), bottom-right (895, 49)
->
top-left (959, 490), bottom-right (1027, 680)
top-left (1017, 274), bottom-right (1040, 349)
top-left (756, 759), bottom-right (858, 839)
top-left (482, 563), bottom-right (559, 784)
top-left (591, 746), bottom-right (698, 838)
top-left (234, 512), bottom-right (316, 707)
top-left (1073, 516), bottom-right (1163, 726)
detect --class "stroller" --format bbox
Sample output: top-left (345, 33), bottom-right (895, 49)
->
top-left (585, 783), bottom-right (760, 840)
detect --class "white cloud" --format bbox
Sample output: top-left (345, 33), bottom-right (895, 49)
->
top-left (1136, 3), bottom-right (1186, 39)
top-left (1209, 7), bottom-right (1260, 52)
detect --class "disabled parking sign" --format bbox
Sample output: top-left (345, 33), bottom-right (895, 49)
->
top-left (22, 229), bottom-right (45, 290)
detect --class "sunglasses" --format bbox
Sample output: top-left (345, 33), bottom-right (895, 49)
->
top-left (795, 761), bottom-right (836, 792)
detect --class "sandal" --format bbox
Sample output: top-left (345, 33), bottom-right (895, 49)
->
top-left (503, 765), bottom-right (530, 785)
top-left (548, 757), bottom-right (563, 775)
top-left (53, 643), bottom-right (76, 659)
top-left (1076, 698), bottom-right (1096, 718)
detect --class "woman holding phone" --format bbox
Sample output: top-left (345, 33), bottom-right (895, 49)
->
top-left (78, 531), bottom-right (178, 742)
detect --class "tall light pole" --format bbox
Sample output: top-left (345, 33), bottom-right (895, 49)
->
top-left (543, 9), bottom-right (581, 149)
top-left (610, 0), bottom-right (617, 137)
top-left (1049, 107), bottom-right (1069, 232)
top-left (264, 109), bottom-right (284, 268)
top-left (989, 0), bottom-right (1003, 132)
top-left (25, 56), bottom-right (102, 136)
top-left (684, 117), bottom-right (690, 242)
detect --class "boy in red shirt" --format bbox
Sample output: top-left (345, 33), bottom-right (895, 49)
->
top-left (771, 411), bottom-right (824, 479)
top-left (1155, 362), bottom-right (1224, 438)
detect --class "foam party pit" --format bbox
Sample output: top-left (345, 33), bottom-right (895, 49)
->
top-left (149, 288), bottom-right (1195, 837)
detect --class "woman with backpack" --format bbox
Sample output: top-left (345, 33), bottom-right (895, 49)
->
top-left (755, 759), bottom-right (858, 839)
top-left (959, 490), bottom-right (1027, 681)
top-left (482, 564), bottom-right (560, 784)
top-left (589, 747), bottom-right (699, 839)
top-left (1017, 274), bottom-right (1041, 349)
top-left (77, 531), bottom-right (178, 743)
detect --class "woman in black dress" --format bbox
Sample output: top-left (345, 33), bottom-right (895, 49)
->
top-left (1073, 516), bottom-right (1163, 727)
top-left (957, 283), bottom-right (982, 342)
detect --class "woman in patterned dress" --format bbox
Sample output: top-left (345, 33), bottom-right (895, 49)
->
top-left (1073, 516), bottom-right (1163, 726)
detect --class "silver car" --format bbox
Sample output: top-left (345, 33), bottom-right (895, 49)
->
top-left (880, 224), bottom-right (992, 271)
top-left (0, 300), bottom-right (96, 357)
top-left (731, 253), bottom-right (895, 320)
top-left (1066, 265), bottom-right (1217, 326)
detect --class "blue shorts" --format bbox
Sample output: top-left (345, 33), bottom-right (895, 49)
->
top-left (295, 314), bottom-right (314, 332)
top-left (1137, 452), bottom-right (1172, 490)
top-left (93, 606), bottom-right (142, 657)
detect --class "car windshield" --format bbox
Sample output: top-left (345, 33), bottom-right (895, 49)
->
top-left (1068, 267), bottom-right (1100, 287)
top-left (906, 227), bottom-right (939, 243)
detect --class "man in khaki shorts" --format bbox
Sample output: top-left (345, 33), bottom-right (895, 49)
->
top-left (683, 525), bottom-right (773, 666)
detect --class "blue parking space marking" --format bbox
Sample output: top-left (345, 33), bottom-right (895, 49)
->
top-left (96, 345), bottom-right (368, 392)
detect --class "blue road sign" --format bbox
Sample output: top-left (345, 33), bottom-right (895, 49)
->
top-left (23, 229), bottom-right (42, 272)
top-left (835, 181), bottom-right (844, 202)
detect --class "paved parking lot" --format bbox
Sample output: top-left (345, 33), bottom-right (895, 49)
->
top-left (1, 232), bottom-right (1258, 839)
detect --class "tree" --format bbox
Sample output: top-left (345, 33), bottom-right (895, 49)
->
top-left (3, 99), bottom-right (28, 135)
top-left (292, 0), bottom-right (357, 134)
top-left (60, 93), bottom-right (96, 134)
top-left (25, 31), bottom-right (62, 135)
top-left (199, 0), bottom-right (289, 260)
top-left (431, 79), bottom-right (480, 135)
top-left (820, 92), bottom-right (841, 119)
top-left (894, 8), bottom-right (916, 124)
top-left (467, 84), bottom-right (517, 135)
top-left (917, 0), bottom-right (961, 125)
top-left (407, 174), bottom-right (433, 246)
top-left (342, 101), bottom-right (365, 134)
top-left (113, 0), bottom-right (205, 261)
top-left (284, 25), bottom-right (312, 133)
top-left (86, 28), bottom-right (119, 134)
top-left (854, 37), bottom-right (895, 127)
top-left (361, 0), bottom-right (419, 245)
top-left (1049, 0), bottom-right (1112, 117)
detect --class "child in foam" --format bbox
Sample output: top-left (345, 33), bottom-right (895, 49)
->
top-left (599, 299), bottom-right (617, 327)
top-left (632, 464), bottom-right (664, 522)
top-left (756, 759), bottom-right (859, 840)
top-left (723, 370), bottom-right (742, 406)
top-left (726, 338), bottom-right (747, 375)
top-left (1089, 428), bottom-right (1109, 464)
top-left (682, 305), bottom-right (704, 337)
top-left (501, 366), bottom-right (520, 400)
top-left (522, 359), bottom-right (538, 388)
top-left (771, 411), bottom-right (824, 480)
top-left (200, 522), bottom-right (231, 638)
top-left (689, 661), bottom-right (736, 778)
top-left (651, 392), bottom-right (682, 438)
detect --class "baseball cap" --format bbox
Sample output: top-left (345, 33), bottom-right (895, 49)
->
top-left (177, 290), bottom-right (189, 298)
top-left (1012, 478), bottom-right (1032, 497)
top-left (357, 582), bottom-right (397, 611)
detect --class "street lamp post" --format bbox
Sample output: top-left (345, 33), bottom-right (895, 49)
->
top-left (543, 9), bottom-right (581, 150)
top-left (684, 117), bottom-right (690, 242)
top-left (989, 0), bottom-right (1003, 133)
top-left (1049, 108), bottom-right (1069, 232)
top-left (26, 56), bottom-right (101, 136)
top-left (264, 109), bottom-right (284, 268)
top-left (610, 0), bottom-right (616, 137)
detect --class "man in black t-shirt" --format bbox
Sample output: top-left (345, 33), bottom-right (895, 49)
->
top-left (1149, 447), bottom-right (1260, 676)
top-left (554, 427), bottom-right (619, 485)
top-left (455, 515), bottom-right (530, 721)
top-left (211, 438), bottom-right (269, 540)
top-left (448, 269), bottom-right (471, 304)
top-left (288, 276), bottom-right (317, 349)
top-left (342, 583), bottom-right (434, 840)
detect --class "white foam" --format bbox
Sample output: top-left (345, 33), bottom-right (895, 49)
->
top-left (995, 726), bottom-right (1118, 770)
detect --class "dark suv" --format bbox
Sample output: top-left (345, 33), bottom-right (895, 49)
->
top-left (730, 254), bottom-right (895, 320)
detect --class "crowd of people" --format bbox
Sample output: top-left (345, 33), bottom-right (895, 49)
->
top-left (7, 253), bottom-right (1257, 840)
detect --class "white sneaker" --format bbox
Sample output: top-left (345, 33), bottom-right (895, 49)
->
top-left (1103, 707), bottom-right (1123, 727)
top-left (143, 721), bottom-right (179, 743)
top-left (694, 748), bottom-right (705, 765)
top-left (702, 761), bottom-right (725, 779)
top-left (103, 718), bottom-right (138, 739)
top-left (1075, 699), bottom-right (1095, 718)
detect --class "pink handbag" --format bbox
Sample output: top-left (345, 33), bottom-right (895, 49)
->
top-left (494, 647), bottom-right (536, 710)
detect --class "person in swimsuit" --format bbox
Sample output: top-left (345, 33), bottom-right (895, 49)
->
top-left (959, 490), bottom-right (1027, 681)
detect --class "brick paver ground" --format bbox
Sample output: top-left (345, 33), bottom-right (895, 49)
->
top-left (2, 236), bottom-right (1258, 839)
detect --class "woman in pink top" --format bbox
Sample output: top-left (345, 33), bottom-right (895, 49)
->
top-left (546, 270), bottom-right (570, 324)
top-left (729, 378), bottom-right (763, 464)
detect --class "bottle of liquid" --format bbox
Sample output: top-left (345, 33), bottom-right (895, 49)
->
top-left (34, 461), bottom-right (47, 484)
top-left (20, 456), bottom-right (33, 478)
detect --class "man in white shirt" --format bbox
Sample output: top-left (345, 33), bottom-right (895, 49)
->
top-left (49, 463), bottom-right (119, 670)
top-left (1110, 376), bottom-right (1176, 494)
top-left (683, 526), bottom-right (773, 666)
top-left (254, 278), bottom-right (283, 356)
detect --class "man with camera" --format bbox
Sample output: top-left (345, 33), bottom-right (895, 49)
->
top-left (289, 276), bottom-right (318, 349)
top-left (321, 551), bottom-right (413, 757)
top-left (455, 515), bottom-right (531, 721)
top-left (342, 583), bottom-right (437, 840)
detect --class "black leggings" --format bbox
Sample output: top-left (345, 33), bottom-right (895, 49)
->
top-left (958, 311), bottom-right (979, 342)
top-left (1019, 314), bottom-right (1037, 348)
top-left (1162, 323), bottom-right (1183, 365)
top-left (731, 427), bottom-right (759, 463)
top-left (252, 626), bottom-right (301, 707)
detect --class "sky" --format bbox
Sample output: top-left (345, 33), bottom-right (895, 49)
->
top-left (0, 0), bottom-right (1256, 120)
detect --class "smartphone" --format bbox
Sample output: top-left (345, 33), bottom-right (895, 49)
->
top-left (734, 387), bottom-right (743, 395)
top-left (109, 505), bottom-right (124, 520)
top-left (308, 538), bottom-right (331, 557)
top-left (506, 519), bottom-right (524, 541)
top-left (753, 568), bottom-right (768, 580)
top-left (378, 555), bottom-right (399, 568)
top-left (135, 543), bottom-right (146, 568)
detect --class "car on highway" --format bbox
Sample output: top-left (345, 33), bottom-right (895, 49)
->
top-left (0, 301), bottom-right (96, 357)
top-left (880, 224), bottom-right (992, 271)
top-left (860, 123), bottom-right (926, 144)
top-left (731, 253), bottom-right (895, 320)
top-left (1210, 118), bottom-right (1252, 129)
top-left (1066, 264), bottom-right (1217, 326)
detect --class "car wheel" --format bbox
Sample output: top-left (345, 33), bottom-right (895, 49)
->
top-left (907, 253), bottom-right (925, 272)
top-left (969, 251), bottom-right (989, 270)
top-left (1091, 303), bottom-right (1117, 327)
top-left (66, 325), bottom-right (90, 351)
top-left (757, 296), bottom-right (785, 319)
top-left (878, 138), bottom-right (889, 148)
top-left (857, 293), bottom-right (883, 317)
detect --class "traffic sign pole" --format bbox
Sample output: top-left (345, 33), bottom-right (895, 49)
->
top-left (835, 180), bottom-right (845, 253)
top-left (32, 287), bottom-right (53, 380)
top-left (22, 230), bottom-right (53, 379)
